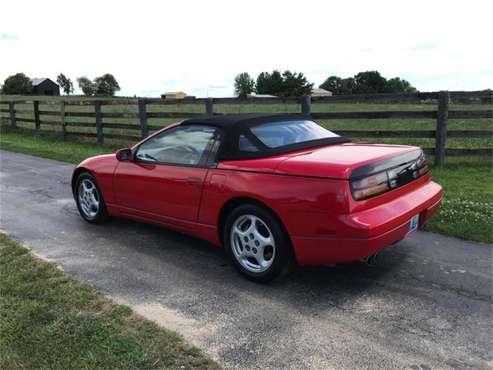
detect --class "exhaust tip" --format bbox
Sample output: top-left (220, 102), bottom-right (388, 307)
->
top-left (361, 253), bottom-right (379, 266)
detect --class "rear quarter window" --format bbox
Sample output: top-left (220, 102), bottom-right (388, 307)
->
top-left (239, 135), bottom-right (259, 152)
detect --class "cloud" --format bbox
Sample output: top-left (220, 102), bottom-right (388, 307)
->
top-left (206, 84), bottom-right (229, 90)
top-left (0, 33), bottom-right (19, 41)
top-left (410, 42), bottom-right (438, 52)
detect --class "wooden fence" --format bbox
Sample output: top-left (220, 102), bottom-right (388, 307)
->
top-left (0, 90), bottom-right (492, 167)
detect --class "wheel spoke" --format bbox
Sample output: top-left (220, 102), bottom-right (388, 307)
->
top-left (82, 180), bottom-right (91, 192)
top-left (255, 232), bottom-right (272, 248)
top-left (234, 225), bottom-right (247, 238)
top-left (90, 193), bottom-right (99, 207)
top-left (258, 256), bottom-right (270, 268)
top-left (244, 217), bottom-right (256, 236)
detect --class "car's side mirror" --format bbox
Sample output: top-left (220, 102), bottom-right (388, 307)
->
top-left (116, 148), bottom-right (132, 161)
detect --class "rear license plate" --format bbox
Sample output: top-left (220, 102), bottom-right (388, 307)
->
top-left (408, 214), bottom-right (420, 234)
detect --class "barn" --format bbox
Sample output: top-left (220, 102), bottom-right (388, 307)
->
top-left (161, 91), bottom-right (188, 100)
top-left (311, 88), bottom-right (333, 97)
top-left (31, 78), bottom-right (60, 96)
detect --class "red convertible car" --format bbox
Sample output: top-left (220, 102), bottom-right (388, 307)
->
top-left (72, 114), bottom-right (443, 281)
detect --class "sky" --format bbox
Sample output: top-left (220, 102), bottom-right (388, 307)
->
top-left (1, 0), bottom-right (492, 97)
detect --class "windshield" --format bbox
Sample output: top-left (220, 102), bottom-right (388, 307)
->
top-left (250, 120), bottom-right (339, 149)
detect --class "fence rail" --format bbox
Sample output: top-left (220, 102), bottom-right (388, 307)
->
top-left (1, 90), bottom-right (492, 167)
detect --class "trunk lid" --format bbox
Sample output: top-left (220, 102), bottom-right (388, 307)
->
top-left (275, 143), bottom-right (421, 179)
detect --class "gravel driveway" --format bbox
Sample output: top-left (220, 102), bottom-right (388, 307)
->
top-left (1, 149), bottom-right (492, 369)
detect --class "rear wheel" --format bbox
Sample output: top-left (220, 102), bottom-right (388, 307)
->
top-left (224, 204), bottom-right (292, 282)
top-left (75, 172), bottom-right (109, 224)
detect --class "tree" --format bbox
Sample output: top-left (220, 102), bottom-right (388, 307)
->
top-left (255, 70), bottom-right (313, 97)
top-left (57, 73), bottom-right (74, 95)
top-left (385, 77), bottom-right (417, 93)
top-left (353, 71), bottom-right (387, 94)
top-left (255, 70), bottom-right (284, 96)
top-left (77, 76), bottom-right (95, 96)
top-left (1, 73), bottom-right (31, 95)
top-left (94, 73), bottom-right (120, 96)
top-left (340, 77), bottom-right (356, 94)
top-left (319, 76), bottom-right (343, 94)
top-left (234, 72), bottom-right (255, 98)
top-left (280, 70), bottom-right (313, 97)
top-left (320, 76), bottom-right (355, 95)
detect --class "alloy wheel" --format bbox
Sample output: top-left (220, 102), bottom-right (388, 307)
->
top-left (78, 179), bottom-right (100, 219)
top-left (230, 214), bottom-right (276, 273)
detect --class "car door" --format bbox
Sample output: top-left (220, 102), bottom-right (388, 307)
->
top-left (113, 124), bottom-right (219, 223)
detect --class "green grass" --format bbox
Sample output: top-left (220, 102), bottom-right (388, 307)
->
top-left (0, 233), bottom-right (219, 370)
top-left (424, 157), bottom-right (493, 243)
top-left (1, 96), bottom-right (492, 149)
top-left (0, 126), bottom-right (119, 163)
top-left (1, 127), bottom-right (491, 244)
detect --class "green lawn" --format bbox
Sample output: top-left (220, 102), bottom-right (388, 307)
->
top-left (0, 126), bottom-right (120, 163)
top-left (0, 233), bottom-right (219, 369)
top-left (1, 127), bottom-right (491, 243)
top-left (1, 97), bottom-right (491, 152)
top-left (425, 157), bottom-right (492, 243)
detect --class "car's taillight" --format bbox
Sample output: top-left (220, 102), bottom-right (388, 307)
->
top-left (418, 164), bottom-right (429, 176)
top-left (351, 171), bottom-right (390, 200)
top-left (351, 150), bottom-right (429, 201)
top-left (416, 153), bottom-right (429, 176)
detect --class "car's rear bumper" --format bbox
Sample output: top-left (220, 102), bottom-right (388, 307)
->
top-left (292, 181), bottom-right (443, 266)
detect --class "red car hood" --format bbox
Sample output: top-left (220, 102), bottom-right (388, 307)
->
top-left (219, 143), bottom-right (420, 180)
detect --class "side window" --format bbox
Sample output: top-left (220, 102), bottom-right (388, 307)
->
top-left (239, 134), bottom-right (259, 152)
top-left (136, 125), bottom-right (217, 166)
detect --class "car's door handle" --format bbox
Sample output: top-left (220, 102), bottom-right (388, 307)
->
top-left (186, 177), bottom-right (201, 186)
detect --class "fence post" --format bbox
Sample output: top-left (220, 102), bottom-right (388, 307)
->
top-left (301, 95), bottom-right (311, 115)
top-left (435, 91), bottom-right (449, 167)
top-left (9, 102), bottom-right (16, 128)
top-left (138, 99), bottom-right (149, 138)
top-left (33, 100), bottom-right (40, 129)
top-left (60, 101), bottom-right (66, 139)
top-left (205, 98), bottom-right (214, 116)
top-left (94, 100), bottom-right (104, 144)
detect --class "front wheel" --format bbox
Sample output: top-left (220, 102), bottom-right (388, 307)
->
top-left (75, 172), bottom-right (109, 224)
top-left (224, 204), bottom-right (292, 282)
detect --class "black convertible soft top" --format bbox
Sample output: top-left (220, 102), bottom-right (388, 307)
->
top-left (181, 114), bottom-right (349, 161)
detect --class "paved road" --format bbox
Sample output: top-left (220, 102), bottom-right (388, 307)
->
top-left (1, 149), bottom-right (492, 369)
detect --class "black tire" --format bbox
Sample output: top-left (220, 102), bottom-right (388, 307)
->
top-left (224, 204), bottom-right (293, 282)
top-left (75, 172), bottom-right (109, 224)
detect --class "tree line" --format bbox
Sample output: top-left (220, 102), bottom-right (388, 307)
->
top-left (234, 70), bottom-right (417, 98)
top-left (2, 69), bottom-right (417, 97)
top-left (319, 71), bottom-right (417, 95)
top-left (1, 73), bottom-right (120, 96)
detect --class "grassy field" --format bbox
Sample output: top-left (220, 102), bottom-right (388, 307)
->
top-left (0, 233), bottom-right (219, 369)
top-left (1, 127), bottom-right (491, 244)
top-left (1, 95), bottom-right (492, 151)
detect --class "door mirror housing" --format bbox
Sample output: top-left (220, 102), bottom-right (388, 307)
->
top-left (116, 148), bottom-right (132, 161)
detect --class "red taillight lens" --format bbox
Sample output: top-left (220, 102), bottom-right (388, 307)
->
top-left (351, 172), bottom-right (388, 190)
top-left (351, 171), bottom-right (389, 200)
top-left (353, 181), bottom-right (390, 200)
